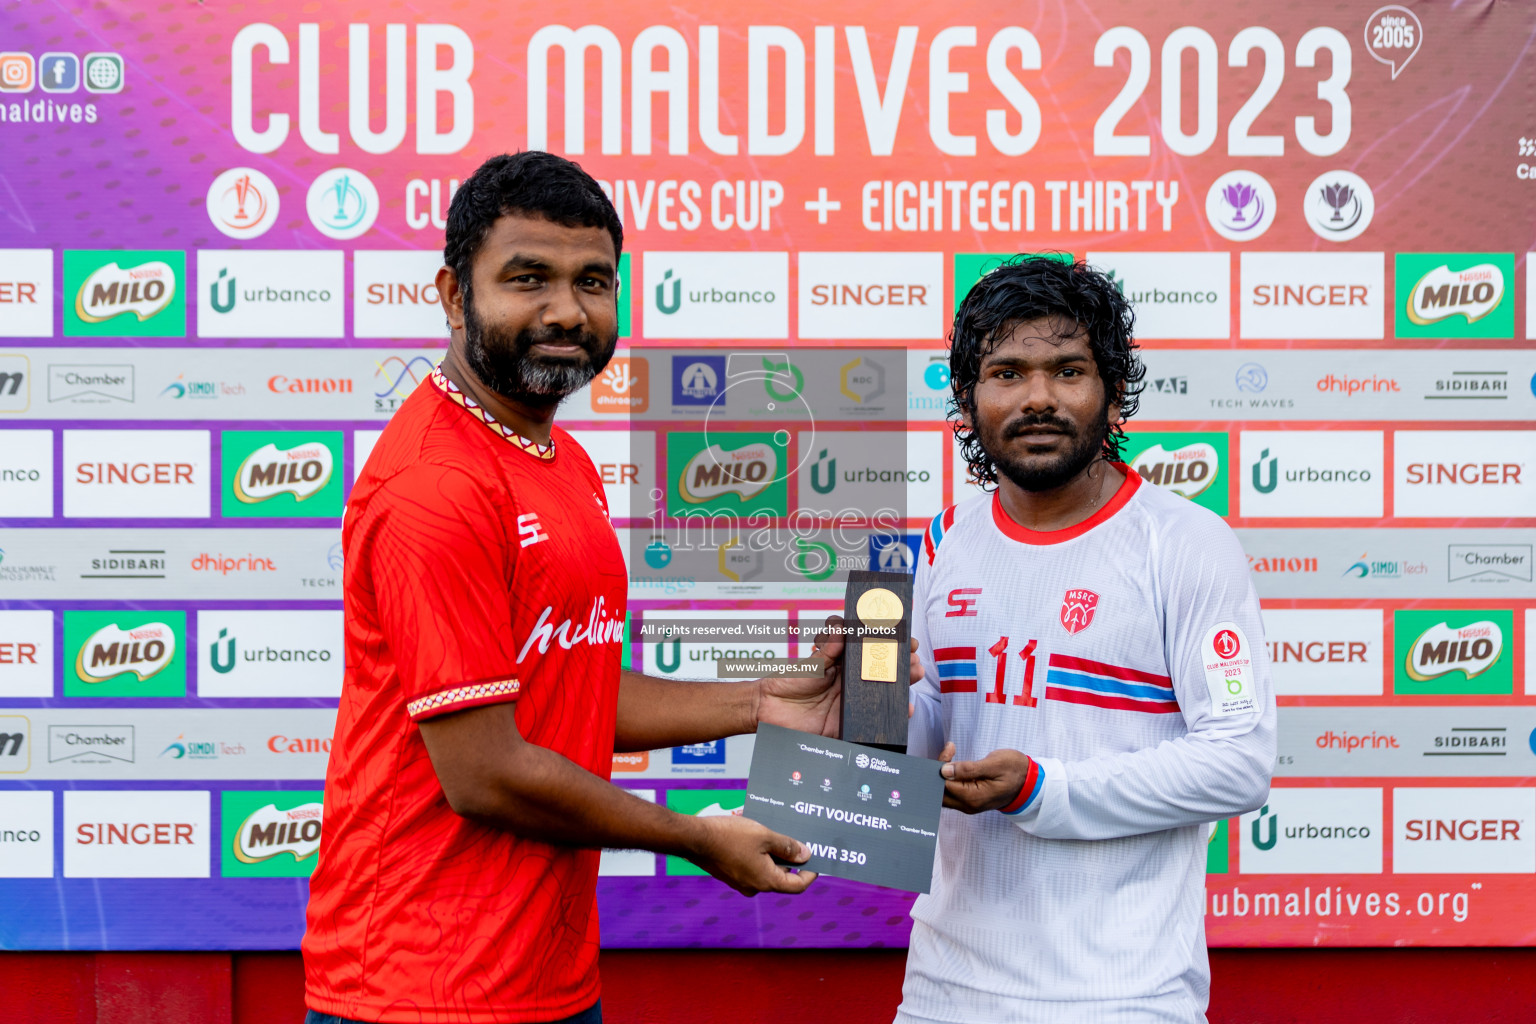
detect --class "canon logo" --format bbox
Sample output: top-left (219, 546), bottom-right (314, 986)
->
top-left (1404, 463), bottom-right (1522, 485)
top-left (268, 375), bottom-right (353, 394)
top-left (1403, 819), bottom-right (1521, 842)
top-left (267, 735), bottom-right (332, 753)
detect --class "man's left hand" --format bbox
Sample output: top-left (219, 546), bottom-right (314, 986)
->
top-left (937, 743), bottom-right (1032, 814)
top-left (756, 614), bottom-right (923, 738)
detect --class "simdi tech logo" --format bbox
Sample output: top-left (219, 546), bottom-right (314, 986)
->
top-left (64, 610), bottom-right (187, 698)
top-left (220, 790), bottom-right (325, 878)
top-left (1395, 253), bottom-right (1515, 339)
top-left (63, 250), bottom-right (185, 337)
top-left (1393, 609), bottom-right (1514, 696)
top-left (221, 431), bottom-right (344, 518)
top-left (1122, 432), bottom-right (1229, 515)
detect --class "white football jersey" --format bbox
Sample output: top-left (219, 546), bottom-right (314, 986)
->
top-left (898, 467), bottom-right (1276, 1024)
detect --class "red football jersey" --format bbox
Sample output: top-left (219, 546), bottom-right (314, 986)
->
top-left (304, 369), bottom-right (628, 1023)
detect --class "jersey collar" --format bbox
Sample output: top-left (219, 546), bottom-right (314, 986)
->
top-left (990, 462), bottom-right (1140, 545)
top-left (430, 367), bottom-right (556, 461)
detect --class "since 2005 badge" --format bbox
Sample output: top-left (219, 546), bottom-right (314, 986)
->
top-left (1201, 622), bottom-right (1258, 717)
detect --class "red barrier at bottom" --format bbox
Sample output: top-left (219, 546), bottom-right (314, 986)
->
top-left (4, 948), bottom-right (1536, 1023)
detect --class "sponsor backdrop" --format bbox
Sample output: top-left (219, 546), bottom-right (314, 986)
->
top-left (0, 0), bottom-right (1532, 951)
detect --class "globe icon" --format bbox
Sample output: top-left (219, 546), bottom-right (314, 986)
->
top-left (85, 56), bottom-right (121, 90)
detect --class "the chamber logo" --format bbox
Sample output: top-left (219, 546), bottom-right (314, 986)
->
top-left (234, 442), bottom-right (334, 504)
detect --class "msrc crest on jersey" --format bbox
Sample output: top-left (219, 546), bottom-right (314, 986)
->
top-left (1060, 589), bottom-right (1099, 635)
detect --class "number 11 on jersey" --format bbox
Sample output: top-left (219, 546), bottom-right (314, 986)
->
top-left (985, 637), bottom-right (1039, 707)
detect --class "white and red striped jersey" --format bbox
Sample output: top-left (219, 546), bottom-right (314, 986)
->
top-left (899, 464), bottom-right (1276, 1024)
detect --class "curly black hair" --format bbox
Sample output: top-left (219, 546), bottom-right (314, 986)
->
top-left (443, 151), bottom-right (623, 297)
top-left (949, 254), bottom-right (1144, 490)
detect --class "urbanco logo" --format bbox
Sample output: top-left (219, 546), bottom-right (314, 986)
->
top-left (64, 250), bottom-right (186, 337)
top-left (197, 610), bottom-right (343, 698)
top-left (1088, 251), bottom-right (1230, 340)
top-left (643, 252), bottom-right (788, 339)
top-left (1240, 431), bottom-right (1383, 518)
top-left (1239, 788), bottom-right (1382, 874)
top-left (196, 250), bottom-right (343, 338)
top-left (65, 611), bottom-right (186, 698)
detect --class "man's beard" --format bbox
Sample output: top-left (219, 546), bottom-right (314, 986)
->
top-left (979, 396), bottom-right (1110, 493)
top-left (461, 290), bottom-right (616, 406)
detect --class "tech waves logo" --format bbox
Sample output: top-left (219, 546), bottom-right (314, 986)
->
top-left (233, 442), bottom-right (334, 503)
top-left (1404, 620), bottom-right (1503, 683)
top-left (232, 801), bottom-right (323, 865)
top-left (73, 260), bottom-right (175, 322)
top-left (74, 622), bottom-right (175, 684)
top-left (678, 441), bottom-right (777, 504)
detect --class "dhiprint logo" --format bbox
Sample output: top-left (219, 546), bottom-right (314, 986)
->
top-left (1088, 252), bottom-right (1230, 340)
top-left (64, 250), bottom-right (186, 337)
top-left (1393, 609), bottom-right (1513, 696)
top-left (221, 791), bottom-right (325, 878)
top-left (1240, 431), bottom-right (1383, 518)
top-left (1396, 253), bottom-right (1515, 339)
top-left (196, 250), bottom-right (344, 338)
top-left (1205, 171), bottom-right (1276, 242)
top-left (1239, 788), bottom-right (1383, 874)
top-left (643, 252), bottom-right (788, 339)
top-left (1303, 171), bottom-right (1375, 243)
top-left (305, 168), bottom-right (379, 241)
top-left (1059, 589), bottom-right (1099, 635)
top-left (221, 432), bottom-right (343, 518)
top-left (205, 168), bottom-right (279, 240)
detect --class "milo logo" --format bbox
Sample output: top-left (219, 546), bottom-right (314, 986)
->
top-left (74, 260), bottom-right (177, 323)
top-left (679, 442), bottom-right (777, 504)
top-left (75, 622), bottom-right (177, 683)
top-left (233, 801), bottom-right (324, 865)
top-left (1406, 263), bottom-right (1504, 326)
top-left (1405, 620), bottom-right (1503, 682)
top-left (234, 442), bottom-right (334, 503)
top-left (1130, 442), bottom-right (1219, 498)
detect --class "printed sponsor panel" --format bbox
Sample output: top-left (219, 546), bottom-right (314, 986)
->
top-left (63, 790), bottom-right (210, 878)
top-left (0, 428), bottom-right (52, 517)
top-left (642, 252), bottom-right (788, 339)
top-left (15, 708), bottom-right (337, 780)
top-left (196, 610), bottom-right (344, 698)
top-left (62, 429), bottom-right (211, 519)
top-left (0, 790), bottom-right (54, 877)
top-left (1392, 609), bottom-right (1514, 696)
top-left (0, 528), bottom-right (341, 600)
top-left (0, 610), bottom-right (54, 697)
top-left (1393, 431), bottom-right (1536, 519)
top-left (1394, 253), bottom-right (1516, 341)
top-left (0, 249), bottom-right (53, 337)
top-left (220, 431), bottom-right (345, 519)
top-left (1239, 788), bottom-right (1383, 874)
top-left (352, 250), bottom-right (447, 339)
top-left (1238, 252), bottom-right (1385, 340)
top-left (1084, 251), bottom-right (1230, 340)
top-left (196, 250), bottom-right (344, 338)
top-left (63, 250), bottom-right (186, 338)
top-left (1237, 528), bottom-right (1536, 600)
top-left (1274, 707), bottom-right (1536, 778)
top-left (565, 429), bottom-right (655, 520)
top-left (1394, 788), bottom-right (1535, 874)
top-left (64, 609), bottom-right (187, 699)
top-left (220, 790), bottom-right (325, 877)
top-left (1261, 608), bottom-right (1383, 696)
top-left (1239, 431), bottom-right (1383, 519)
top-left (797, 251), bottom-right (943, 339)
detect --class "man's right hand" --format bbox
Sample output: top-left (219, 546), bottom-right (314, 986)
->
top-left (688, 814), bottom-right (818, 896)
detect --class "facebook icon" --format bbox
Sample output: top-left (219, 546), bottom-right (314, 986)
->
top-left (39, 53), bottom-right (79, 93)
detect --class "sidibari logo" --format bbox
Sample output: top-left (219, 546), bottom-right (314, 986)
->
top-left (1130, 442), bottom-right (1218, 498)
top-left (1406, 620), bottom-right (1503, 682)
top-left (234, 442), bottom-right (334, 503)
top-left (1406, 263), bottom-right (1504, 326)
top-left (233, 801), bottom-right (323, 865)
top-left (75, 622), bottom-right (175, 683)
top-left (74, 260), bottom-right (175, 322)
top-left (679, 442), bottom-right (777, 504)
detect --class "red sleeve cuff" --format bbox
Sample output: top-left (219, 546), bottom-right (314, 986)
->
top-left (999, 756), bottom-right (1042, 816)
top-left (406, 676), bottom-right (521, 721)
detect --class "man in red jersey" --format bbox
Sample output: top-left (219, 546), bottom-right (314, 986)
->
top-left (304, 152), bottom-right (915, 1024)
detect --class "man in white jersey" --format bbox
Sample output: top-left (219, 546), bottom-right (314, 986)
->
top-left (898, 256), bottom-right (1275, 1024)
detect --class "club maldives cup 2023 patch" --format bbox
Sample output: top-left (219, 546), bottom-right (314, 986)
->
top-left (1202, 623), bottom-right (1258, 717)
